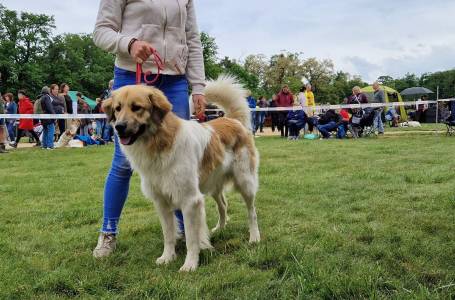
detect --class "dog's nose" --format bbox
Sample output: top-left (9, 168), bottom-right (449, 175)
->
top-left (115, 122), bottom-right (127, 134)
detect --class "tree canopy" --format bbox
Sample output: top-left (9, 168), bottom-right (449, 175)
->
top-left (1, 4), bottom-right (454, 103)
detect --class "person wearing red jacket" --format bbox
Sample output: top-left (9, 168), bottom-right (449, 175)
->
top-left (276, 85), bottom-right (294, 137)
top-left (9, 90), bottom-right (41, 148)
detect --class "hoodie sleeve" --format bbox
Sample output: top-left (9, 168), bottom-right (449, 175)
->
top-left (185, 0), bottom-right (206, 95)
top-left (93, 0), bottom-right (132, 56)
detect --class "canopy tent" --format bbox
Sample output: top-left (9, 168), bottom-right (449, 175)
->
top-left (401, 87), bottom-right (433, 96)
top-left (361, 85), bottom-right (408, 121)
top-left (68, 91), bottom-right (96, 109)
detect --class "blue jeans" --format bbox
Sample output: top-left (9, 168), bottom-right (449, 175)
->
top-left (102, 67), bottom-right (189, 234)
top-left (336, 124), bottom-right (346, 139)
top-left (6, 120), bottom-right (16, 141)
top-left (374, 110), bottom-right (384, 133)
top-left (42, 123), bottom-right (55, 148)
top-left (317, 121), bottom-right (337, 138)
top-left (255, 112), bottom-right (265, 132)
top-left (96, 120), bottom-right (105, 136)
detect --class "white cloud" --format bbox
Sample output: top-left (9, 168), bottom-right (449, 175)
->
top-left (3, 0), bottom-right (455, 82)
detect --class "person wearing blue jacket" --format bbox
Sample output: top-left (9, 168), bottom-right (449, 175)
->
top-left (39, 86), bottom-right (56, 149)
top-left (4, 93), bottom-right (17, 142)
top-left (246, 92), bottom-right (257, 133)
top-left (287, 109), bottom-right (306, 140)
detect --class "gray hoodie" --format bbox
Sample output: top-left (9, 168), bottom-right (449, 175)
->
top-left (93, 0), bottom-right (205, 94)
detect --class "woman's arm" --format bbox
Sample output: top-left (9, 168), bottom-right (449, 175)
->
top-left (93, 0), bottom-right (132, 56)
top-left (185, 0), bottom-right (205, 95)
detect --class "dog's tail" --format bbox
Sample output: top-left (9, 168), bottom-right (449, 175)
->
top-left (204, 75), bottom-right (251, 130)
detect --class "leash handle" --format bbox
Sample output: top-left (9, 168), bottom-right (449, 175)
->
top-left (135, 47), bottom-right (165, 85)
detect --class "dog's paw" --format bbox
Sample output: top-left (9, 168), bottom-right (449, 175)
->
top-left (249, 231), bottom-right (261, 244)
top-left (156, 253), bottom-right (177, 265)
top-left (179, 260), bottom-right (198, 272)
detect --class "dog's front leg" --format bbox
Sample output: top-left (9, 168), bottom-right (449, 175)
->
top-left (154, 201), bottom-right (177, 265)
top-left (179, 196), bottom-right (211, 272)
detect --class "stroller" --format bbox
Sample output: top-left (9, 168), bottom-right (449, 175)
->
top-left (349, 103), bottom-right (376, 138)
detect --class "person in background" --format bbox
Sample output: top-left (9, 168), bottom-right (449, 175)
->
top-left (276, 85), bottom-right (294, 137)
top-left (49, 84), bottom-right (66, 139)
top-left (269, 94), bottom-right (279, 132)
top-left (59, 83), bottom-right (73, 114)
top-left (246, 91), bottom-right (257, 133)
top-left (415, 95), bottom-right (429, 123)
top-left (255, 96), bottom-right (267, 133)
top-left (9, 90), bottom-right (41, 148)
top-left (305, 84), bottom-right (316, 116)
top-left (100, 80), bottom-right (114, 142)
top-left (317, 109), bottom-right (344, 139)
top-left (93, 98), bottom-right (105, 137)
top-left (348, 86), bottom-right (368, 104)
top-left (40, 86), bottom-right (56, 149)
top-left (298, 86), bottom-right (307, 107)
top-left (0, 93), bottom-right (8, 153)
top-left (286, 104), bottom-right (306, 140)
top-left (339, 98), bottom-right (350, 138)
top-left (77, 93), bottom-right (92, 136)
top-left (4, 93), bottom-right (17, 142)
top-left (372, 82), bottom-right (385, 134)
top-left (385, 105), bottom-right (400, 127)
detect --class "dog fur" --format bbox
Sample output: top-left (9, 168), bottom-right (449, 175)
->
top-left (103, 76), bottom-right (260, 272)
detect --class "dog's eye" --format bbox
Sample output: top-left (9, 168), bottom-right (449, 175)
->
top-left (131, 104), bottom-right (142, 112)
top-left (115, 106), bottom-right (121, 112)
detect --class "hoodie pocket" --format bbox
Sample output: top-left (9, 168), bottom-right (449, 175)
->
top-left (165, 26), bottom-right (188, 74)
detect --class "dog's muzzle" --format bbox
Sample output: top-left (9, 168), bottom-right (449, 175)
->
top-left (115, 122), bottom-right (146, 145)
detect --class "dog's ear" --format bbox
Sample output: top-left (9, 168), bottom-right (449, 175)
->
top-left (102, 98), bottom-right (115, 123)
top-left (148, 90), bottom-right (172, 125)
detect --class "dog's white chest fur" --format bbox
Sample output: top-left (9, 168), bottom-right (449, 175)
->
top-left (121, 121), bottom-right (211, 207)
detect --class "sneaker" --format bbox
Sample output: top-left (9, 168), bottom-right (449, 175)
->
top-left (93, 233), bottom-right (117, 258)
top-left (9, 142), bottom-right (17, 148)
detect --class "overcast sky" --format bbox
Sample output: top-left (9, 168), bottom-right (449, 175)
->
top-left (3, 0), bottom-right (455, 82)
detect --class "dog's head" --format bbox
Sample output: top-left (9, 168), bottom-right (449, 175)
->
top-left (103, 85), bottom-right (172, 145)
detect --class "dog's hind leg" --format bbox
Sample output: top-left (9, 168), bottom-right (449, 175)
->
top-left (180, 195), bottom-right (212, 272)
top-left (154, 200), bottom-right (177, 265)
top-left (212, 192), bottom-right (229, 233)
top-left (234, 173), bottom-right (260, 243)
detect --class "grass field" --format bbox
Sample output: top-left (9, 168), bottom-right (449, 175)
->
top-left (1, 133), bottom-right (455, 299)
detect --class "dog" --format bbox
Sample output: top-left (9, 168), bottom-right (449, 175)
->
top-left (400, 121), bottom-right (421, 127)
top-left (55, 119), bottom-right (81, 148)
top-left (103, 76), bottom-right (260, 272)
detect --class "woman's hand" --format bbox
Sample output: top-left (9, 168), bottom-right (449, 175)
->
top-left (192, 94), bottom-right (206, 117)
top-left (130, 40), bottom-right (153, 64)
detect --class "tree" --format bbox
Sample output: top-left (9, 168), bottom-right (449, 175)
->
top-left (200, 32), bottom-right (222, 80)
top-left (45, 33), bottom-right (115, 98)
top-left (264, 52), bottom-right (305, 95)
top-left (0, 4), bottom-right (55, 96)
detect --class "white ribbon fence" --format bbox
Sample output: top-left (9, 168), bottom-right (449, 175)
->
top-left (0, 99), bottom-right (453, 119)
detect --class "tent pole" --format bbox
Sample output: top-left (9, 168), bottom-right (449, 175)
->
top-left (436, 86), bottom-right (439, 124)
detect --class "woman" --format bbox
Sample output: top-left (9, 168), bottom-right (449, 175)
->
top-left (255, 96), bottom-right (267, 133)
top-left (49, 84), bottom-right (66, 139)
top-left (92, 0), bottom-right (206, 257)
top-left (4, 93), bottom-right (17, 142)
top-left (59, 83), bottom-right (73, 114)
top-left (9, 90), bottom-right (41, 148)
top-left (0, 93), bottom-right (8, 153)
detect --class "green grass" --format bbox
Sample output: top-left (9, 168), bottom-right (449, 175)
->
top-left (1, 134), bottom-right (455, 299)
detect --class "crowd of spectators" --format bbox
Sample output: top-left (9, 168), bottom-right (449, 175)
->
top-left (0, 80), bottom-right (114, 152)
top-left (242, 82), bottom-right (437, 140)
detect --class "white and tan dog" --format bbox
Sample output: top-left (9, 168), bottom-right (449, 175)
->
top-left (103, 76), bottom-right (260, 272)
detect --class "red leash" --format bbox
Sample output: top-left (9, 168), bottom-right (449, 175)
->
top-left (135, 47), bottom-right (165, 85)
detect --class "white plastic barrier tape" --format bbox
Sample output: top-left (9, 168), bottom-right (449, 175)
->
top-left (0, 99), bottom-right (453, 119)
